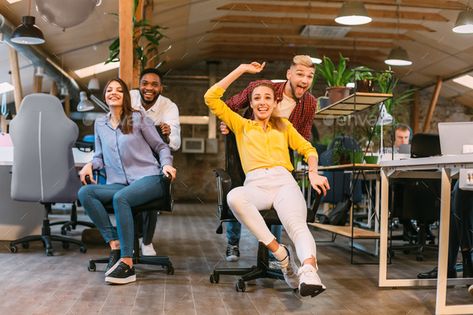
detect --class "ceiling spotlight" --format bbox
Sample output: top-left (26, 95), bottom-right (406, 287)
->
top-left (335, 1), bottom-right (372, 26)
top-left (453, 9), bottom-right (473, 34)
top-left (385, 46), bottom-right (412, 66)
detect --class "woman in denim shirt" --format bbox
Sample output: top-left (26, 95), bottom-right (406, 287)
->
top-left (78, 78), bottom-right (176, 285)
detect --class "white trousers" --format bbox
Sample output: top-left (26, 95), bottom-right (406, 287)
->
top-left (227, 166), bottom-right (317, 263)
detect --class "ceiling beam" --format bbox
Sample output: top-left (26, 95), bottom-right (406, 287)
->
top-left (212, 15), bottom-right (436, 32)
top-left (217, 3), bottom-right (449, 22)
top-left (268, 0), bottom-right (464, 10)
top-left (207, 36), bottom-right (395, 49)
top-left (210, 27), bottom-right (412, 40)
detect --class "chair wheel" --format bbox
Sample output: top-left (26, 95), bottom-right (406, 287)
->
top-left (210, 273), bottom-right (219, 284)
top-left (10, 245), bottom-right (17, 253)
top-left (88, 262), bottom-right (96, 272)
top-left (236, 279), bottom-right (246, 292)
top-left (46, 249), bottom-right (54, 256)
top-left (62, 242), bottom-right (70, 249)
top-left (416, 255), bottom-right (423, 261)
top-left (61, 229), bottom-right (67, 235)
top-left (21, 242), bottom-right (29, 249)
top-left (166, 265), bottom-right (174, 275)
top-left (80, 246), bottom-right (87, 253)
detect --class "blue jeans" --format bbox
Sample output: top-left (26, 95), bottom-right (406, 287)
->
top-left (226, 221), bottom-right (283, 258)
top-left (78, 175), bottom-right (166, 258)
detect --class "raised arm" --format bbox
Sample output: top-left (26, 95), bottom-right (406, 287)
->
top-left (204, 62), bottom-right (266, 132)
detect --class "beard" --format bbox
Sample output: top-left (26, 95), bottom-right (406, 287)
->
top-left (140, 90), bottom-right (160, 106)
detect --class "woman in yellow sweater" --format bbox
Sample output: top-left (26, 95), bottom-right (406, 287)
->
top-left (204, 62), bottom-right (330, 297)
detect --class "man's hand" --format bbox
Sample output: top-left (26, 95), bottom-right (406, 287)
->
top-left (158, 122), bottom-right (170, 144)
top-left (308, 172), bottom-right (330, 197)
top-left (219, 121), bottom-right (230, 135)
top-left (162, 165), bottom-right (177, 181)
top-left (238, 61), bottom-right (266, 74)
top-left (79, 162), bottom-right (95, 185)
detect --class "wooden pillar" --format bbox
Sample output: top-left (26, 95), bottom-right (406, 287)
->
top-left (8, 47), bottom-right (22, 113)
top-left (411, 90), bottom-right (420, 134)
top-left (131, 0), bottom-right (154, 88)
top-left (33, 74), bottom-right (43, 93)
top-left (422, 77), bottom-right (442, 133)
top-left (63, 95), bottom-right (71, 116)
top-left (50, 81), bottom-right (58, 96)
top-left (207, 62), bottom-right (217, 139)
top-left (119, 0), bottom-right (134, 89)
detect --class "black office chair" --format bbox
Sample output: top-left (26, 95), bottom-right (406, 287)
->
top-left (209, 133), bottom-right (321, 292)
top-left (87, 176), bottom-right (174, 275)
top-left (389, 133), bottom-right (441, 261)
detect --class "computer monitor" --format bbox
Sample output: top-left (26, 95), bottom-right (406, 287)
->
top-left (438, 122), bottom-right (473, 155)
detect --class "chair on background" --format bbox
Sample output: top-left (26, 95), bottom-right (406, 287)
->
top-left (9, 94), bottom-right (87, 256)
top-left (209, 132), bottom-right (321, 292)
top-left (389, 133), bottom-right (441, 261)
top-left (87, 175), bottom-right (174, 275)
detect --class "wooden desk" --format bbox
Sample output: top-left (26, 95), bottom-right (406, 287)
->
top-left (379, 155), bottom-right (473, 315)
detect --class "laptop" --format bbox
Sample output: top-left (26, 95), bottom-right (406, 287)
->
top-left (438, 122), bottom-right (473, 155)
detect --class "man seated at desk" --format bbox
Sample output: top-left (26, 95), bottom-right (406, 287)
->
top-left (418, 182), bottom-right (473, 282)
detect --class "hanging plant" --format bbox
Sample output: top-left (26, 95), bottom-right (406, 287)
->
top-left (105, 0), bottom-right (168, 72)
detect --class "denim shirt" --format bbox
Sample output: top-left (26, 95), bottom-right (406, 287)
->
top-left (92, 111), bottom-right (173, 185)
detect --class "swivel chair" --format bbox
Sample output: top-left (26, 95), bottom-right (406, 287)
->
top-left (209, 133), bottom-right (321, 292)
top-left (9, 94), bottom-right (87, 256)
top-left (389, 133), bottom-right (441, 261)
top-left (87, 176), bottom-right (174, 275)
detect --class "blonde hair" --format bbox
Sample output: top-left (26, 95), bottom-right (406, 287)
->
top-left (292, 55), bottom-right (314, 68)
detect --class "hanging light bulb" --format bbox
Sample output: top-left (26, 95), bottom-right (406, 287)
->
top-left (87, 77), bottom-right (100, 90)
top-left (453, 9), bottom-right (473, 34)
top-left (10, 0), bottom-right (45, 45)
top-left (335, 1), bottom-right (372, 26)
top-left (385, 46), bottom-right (412, 66)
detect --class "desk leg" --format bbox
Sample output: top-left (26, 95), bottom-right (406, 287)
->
top-left (379, 169), bottom-right (389, 286)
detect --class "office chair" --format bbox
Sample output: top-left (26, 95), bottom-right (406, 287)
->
top-left (8, 93), bottom-right (87, 256)
top-left (87, 175), bottom-right (174, 275)
top-left (389, 133), bottom-right (441, 261)
top-left (209, 132), bottom-right (321, 292)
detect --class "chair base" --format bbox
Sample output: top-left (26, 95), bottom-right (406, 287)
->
top-left (210, 241), bottom-right (284, 292)
top-left (48, 202), bottom-right (96, 235)
top-left (88, 255), bottom-right (174, 275)
top-left (9, 203), bottom-right (87, 256)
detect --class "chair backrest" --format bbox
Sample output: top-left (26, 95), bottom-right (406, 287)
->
top-left (10, 93), bottom-right (81, 203)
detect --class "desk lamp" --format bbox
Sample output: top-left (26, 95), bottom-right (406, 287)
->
top-left (376, 102), bottom-right (393, 160)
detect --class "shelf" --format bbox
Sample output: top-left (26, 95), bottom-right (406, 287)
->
top-left (308, 222), bottom-right (380, 239)
top-left (315, 92), bottom-right (392, 119)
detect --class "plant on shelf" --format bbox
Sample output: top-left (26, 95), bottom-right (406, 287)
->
top-left (375, 68), bottom-right (416, 114)
top-left (318, 54), bottom-right (354, 104)
top-left (106, 0), bottom-right (167, 73)
top-left (352, 66), bottom-right (375, 92)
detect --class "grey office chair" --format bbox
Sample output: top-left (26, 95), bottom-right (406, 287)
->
top-left (9, 93), bottom-right (87, 256)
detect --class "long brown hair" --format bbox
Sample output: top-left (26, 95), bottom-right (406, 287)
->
top-left (250, 82), bottom-right (286, 132)
top-left (103, 78), bottom-right (137, 134)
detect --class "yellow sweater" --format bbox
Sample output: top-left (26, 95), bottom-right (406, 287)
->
top-left (204, 86), bottom-right (318, 174)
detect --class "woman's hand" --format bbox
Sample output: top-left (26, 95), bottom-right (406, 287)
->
top-left (308, 172), bottom-right (330, 197)
top-left (239, 62), bottom-right (266, 74)
top-left (162, 165), bottom-right (177, 181)
top-left (79, 162), bottom-right (95, 185)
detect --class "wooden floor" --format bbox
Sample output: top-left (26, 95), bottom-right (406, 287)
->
top-left (0, 202), bottom-right (471, 315)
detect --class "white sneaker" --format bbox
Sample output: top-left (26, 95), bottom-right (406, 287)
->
top-left (469, 285), bottom-right (473, 296)
top-left (140, 238), bottom-right (157, 256)
top-left (277, 244), bottom-right (299, 289)
top-left (298, 264), bottom-right (326, 297)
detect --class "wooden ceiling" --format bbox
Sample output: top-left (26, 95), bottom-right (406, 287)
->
top-left (1, 0), bottom-right (473, 108)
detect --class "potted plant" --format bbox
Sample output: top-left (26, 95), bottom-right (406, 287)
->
top-left (318, 54), bottom-right (354, 104)
top-left (352, 66), bottom-right (375, 92)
